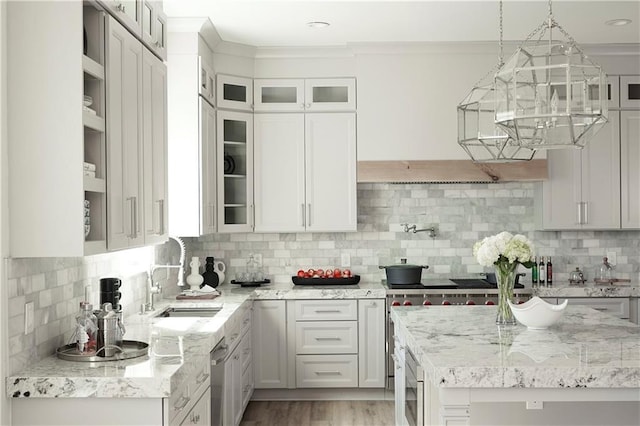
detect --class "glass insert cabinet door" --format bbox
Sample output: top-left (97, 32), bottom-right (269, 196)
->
top-left (216, 110), bottom-right (254, 232)
top-left (254, 79), bottom-right (305, 112)
top-left (304, 78), bottom-right (356, 112)
top-left (621, 76), bottom-right (640, 109)
top-left (216, 74), bottom-right (253, 111)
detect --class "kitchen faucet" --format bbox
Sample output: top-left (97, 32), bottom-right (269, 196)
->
top-left (143, 236), bottom-right (187, 312)
top-left (401, 223), bottom-right (438, 238)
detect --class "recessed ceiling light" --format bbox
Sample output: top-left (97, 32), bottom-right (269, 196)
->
top-left (307, 21), bottom-right (330, 29)
top-left (605, 19), bottom-right (632, 26)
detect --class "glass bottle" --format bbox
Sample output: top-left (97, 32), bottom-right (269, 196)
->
top-left (546, 257), bottom-right (553, 287)
top-left (75, 302), bottom-right (98, 355)
top-left (531, 256), bottom-right (539, 286)
top-left (538, 257), bottom-right (546, 285)
top-left (246, 254), bottom-right (259, 282)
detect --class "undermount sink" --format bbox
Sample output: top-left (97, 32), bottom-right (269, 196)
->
top-left (154, 306), bottom-right (222, 318)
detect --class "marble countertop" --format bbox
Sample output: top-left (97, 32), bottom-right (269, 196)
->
top-left (533, 283), bottom-right (639, 298)
top-left (6, 281), bottom-right (386, 399)
top-left (391, 305), bottom-right (640, 389)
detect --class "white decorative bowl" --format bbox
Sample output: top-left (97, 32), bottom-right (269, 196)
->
top-left (508, 296), bottom-right (568, 330)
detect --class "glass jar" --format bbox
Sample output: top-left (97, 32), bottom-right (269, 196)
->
top-left (75, 302), bottom-right (98, 354)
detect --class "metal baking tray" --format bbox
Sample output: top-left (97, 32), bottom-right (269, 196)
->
top-left (56, 340), bottom-right (148, 362)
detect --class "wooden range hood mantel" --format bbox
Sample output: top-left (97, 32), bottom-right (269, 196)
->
top-left (357, 159), bottom-right (548, 183)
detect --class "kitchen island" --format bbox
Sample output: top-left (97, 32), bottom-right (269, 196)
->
top-left (391, 305), bottom-right (640, 425)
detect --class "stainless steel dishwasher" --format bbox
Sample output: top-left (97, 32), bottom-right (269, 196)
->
top-left (210, 338), bottom-right (228, 426)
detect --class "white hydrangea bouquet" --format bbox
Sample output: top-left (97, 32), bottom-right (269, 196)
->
top-left (473, 232), bottom-right (535, 324)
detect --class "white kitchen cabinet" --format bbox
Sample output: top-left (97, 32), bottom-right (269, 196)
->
top-left (106, 15), bottom-right (145, 250)
top-left (254, 79), bottom-right (305, 112)
top-left (99, 0), bottom-right (142, 37)
top-left (536, 110), bottom-right (621, 230)
top-left (358, 299), bottom-right (386, 388)
top-left (296, 355), bottom-right (359, 388)
top-left (7, 1), bottom-right (109, 257)
top-left (141, 0), bottom-right (167, 60)
top-left (167, 22), bottom-right (218, 236)
top-left (620, 76), bottom-right (640, 109)
top-left (305, 78), bottom-right (357, 112)
top-left (620, 110), bottom-right (640, 229)
top-left (217, 74), bottom-right (253, 111)
top-left (217, 110), bottom-right (254, 232)
top-left (252, 300), bottom-right (288, 389)
top-left (178, 387), bottom-right (210, 426)
top-left (223, 306), bottom-right (253, 426)
top-left (223, 341), bottom-right (243, 426)
top-left (254, 113), bottom-right (357, 232)
top-left (142, 48), bottom-right (168, 245)
top-left (254, 78), bottom-right (356, 112)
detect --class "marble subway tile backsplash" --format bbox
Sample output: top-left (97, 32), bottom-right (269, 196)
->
top-left (6, 182), bottom-right (639, 374)
top-left (190, 183), bottom-right (640, 286)
top-left (6, 247), bottom-right (154, 375)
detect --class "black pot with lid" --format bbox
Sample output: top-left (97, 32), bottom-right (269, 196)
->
top-left (379, 258), bottom-right (429, 284)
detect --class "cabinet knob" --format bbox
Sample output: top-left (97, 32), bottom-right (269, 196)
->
top-left (115, 3), bottom-right (125, 12)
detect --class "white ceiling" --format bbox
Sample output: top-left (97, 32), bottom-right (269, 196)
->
top-left (164, 0), bottom-right (640, 47)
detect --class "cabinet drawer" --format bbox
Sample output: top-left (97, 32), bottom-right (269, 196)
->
top-left (240, 329), bottom-right (252, 373)
top-left (168, 355), bottom-right (210, 422)
top-left (240, 303), bottom-right (252, 337)
top-left (241, 365), bottom-right (254, 408)
top-left (296, 355), bottom-right (358, 388)
top-left (570, 297), bottom-right (629, 319)
top-left (294, 300), bottom-right (357, 321)
top-left (296, 321), bottom-right (358, 354)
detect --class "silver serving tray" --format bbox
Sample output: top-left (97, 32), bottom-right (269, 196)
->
top-left (56, 340), bottom-right (148, 362)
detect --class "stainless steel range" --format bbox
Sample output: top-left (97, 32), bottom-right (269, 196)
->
top-left (385, 276), bottom-right (533, 389)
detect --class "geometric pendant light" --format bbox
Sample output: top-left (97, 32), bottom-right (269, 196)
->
top-left (457, 1), bottom-right (537, 162)
top-left (494, 0), bottom-right (608, 149)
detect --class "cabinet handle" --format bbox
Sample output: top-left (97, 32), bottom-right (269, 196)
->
top-left (315, 337), bottom-right (341, 341)
top-left (234, 354), bottom-right (240, 360)
top-left (315, 371), bottom-right (341, 375)
top-left (115, 3), bottom-right (125, 13)
top-left (196, 371), bottom-right (210, 385)
top-left (583, 202), bottom-right (589, 224)
top-left (576, 202), bottom-right (583, 224)
top-left (300, 103), bottom-right (305, 110)
top-left (174, 394), bottom-right (190, 411)
top-left (128, 197), bottom-right (137, 238)
top-left (156, 199), bottom-right (164, 235)
top-left (307, 203), bottom-right (312, 227)
top-left (301, 204), bottom-right (306, 227)
top-left (210, 203), bottom-right (215, 228)
top-left (314, 309), bottom-right (341, 313)
top-left (593, 307), bottom-right (608, 311)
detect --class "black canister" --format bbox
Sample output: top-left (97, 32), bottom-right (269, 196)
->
top-left (100, 278), bottom-right (122, 311)
top-left (201, 257), bottom-right (220, 288)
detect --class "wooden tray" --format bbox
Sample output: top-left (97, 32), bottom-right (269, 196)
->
top-left (292, 275), bottom-right (360, 286)
top-left (594, 278), bottom-right (631, 285)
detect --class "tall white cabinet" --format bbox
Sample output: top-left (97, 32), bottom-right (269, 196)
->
top-left (106, 15), bottom-right (145, 250)
top-left (536, 74), bottom-right (640, 231)
top-left (167, 19), bottom-right (218, 236)
top-left (254, 78), bottom-right (357, 233)
top-left (142, 49), bottom-right (168, 245)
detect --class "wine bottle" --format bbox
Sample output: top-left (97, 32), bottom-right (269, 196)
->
top-left (538, 256), bottom-right (546, 285)
top-left (546, 257), bottom-right (553, 286)
top-left (531, 256), bottom-right (539, 286)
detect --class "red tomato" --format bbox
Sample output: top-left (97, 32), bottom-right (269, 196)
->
top-left (325, 269), bottom-right (333, 278)
top-left (391, 300), bottom-right (401, 306)
top-left (297, 270), bottom-right (305, 278)
top-left (343, 269), bottom-right (352, 278)
top-left (315, 268), bottom-right (324, 277)
top-left (307, 268), bottom-right (315, 276)
top-left (303, 272), bottom-right (311, 278)
top-left (333, 268), bottom-right (342, 278)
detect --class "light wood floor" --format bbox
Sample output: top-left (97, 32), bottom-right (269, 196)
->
top-left (239, 400), bottom-right (395, 426)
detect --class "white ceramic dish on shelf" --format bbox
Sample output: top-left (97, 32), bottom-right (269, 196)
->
top-left (508, 296), bottom-right (568, 330)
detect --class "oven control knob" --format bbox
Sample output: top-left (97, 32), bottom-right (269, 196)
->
top-left (403, 300), bottom-right (413, 306)
top-left (391, 300), bottom-right (401, 306)
top-left (422, 299), bottom-right (432, 306)
top-left (485, 300), bottom-right (495, 305)
top-left (442, 300), bottom-right (451, 305)
top-left (465, 300), bottom-right (476, 305)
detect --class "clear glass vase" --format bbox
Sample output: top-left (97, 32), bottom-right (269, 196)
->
top-left (495, 264), bottom-right (517, 325)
